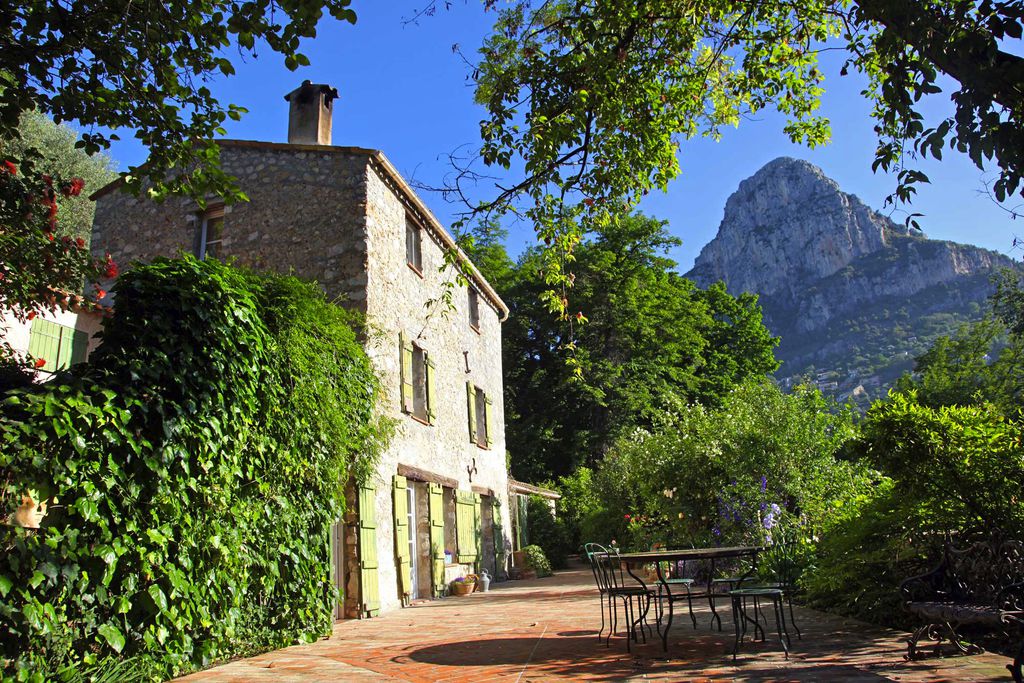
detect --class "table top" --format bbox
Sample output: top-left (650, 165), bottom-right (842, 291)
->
top-left (613, 546), bottom-right (764, 562)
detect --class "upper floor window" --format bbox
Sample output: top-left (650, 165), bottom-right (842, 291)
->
top-left (468, 287), bottom-right (481, 331)
top-left (27, 319), bottom-right (88, 373)
top-left (194, 206), bottom-right (225, 260)
top-left (400, 333), bottom-right (435, 423)
top-left (466, 382), bottom-right (493, 449)
top-left (406, 214), bottom-right (423, 275)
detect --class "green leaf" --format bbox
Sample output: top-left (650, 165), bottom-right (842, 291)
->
top-left (97, 623), bottom-right (126, 653)
top-left (0, 574), bottom-right (12, 597)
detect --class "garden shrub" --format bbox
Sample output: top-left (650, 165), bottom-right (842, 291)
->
top-left (525, 496), bottom-right (572, 569)
top-left (521, 545), bottom-right (552, 577)
top-left (0, 257), bottom-right (386, 681)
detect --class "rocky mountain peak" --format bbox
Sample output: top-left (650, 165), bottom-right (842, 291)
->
top-left (686, 157), bottom-right (905, 302)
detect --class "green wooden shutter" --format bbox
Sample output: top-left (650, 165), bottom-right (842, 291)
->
top-left (456, 491), bottom-right (479, 566)
top-left (484, 394), bottom-right (494, 448)
top-left (428, 483), bottom-right (446, 597)
top-left (492, 498), bottom-right (505, 578)
top-left (473, 493), bottom-right (482, 571)
top-left (466, 382), bottom-right (477, 444)
top-left (358, 483), bottom-right (380, 617)
top-left (69, 328), bottom-right (89, 365)
top-left (27, 320), bottom-right (61, 372)
top-left (393, 475), bottom-right (412, 604)
top-left (425, 354), bottom-right (437, 424)
top-left (399, 333), bottom-right (414, 413)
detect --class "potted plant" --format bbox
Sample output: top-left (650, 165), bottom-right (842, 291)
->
top-left (450, 575), bottom-right (476, 596)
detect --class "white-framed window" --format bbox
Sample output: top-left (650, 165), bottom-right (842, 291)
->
top-left (468, 287), bottom-right (481, 331)
top-left (400, 333), bottom-right (435, 423)
top-left (406, 213), bottom-right (423, 275)
top-left (194, 206), bottom-right (225, 260)
top-left (466, 382), bottom-right (493, 449)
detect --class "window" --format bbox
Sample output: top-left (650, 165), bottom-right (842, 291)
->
top-left (466, 382), bottom-right (493, 449)
top-left (400, 333), bottom-right (435, 423)
top-left (27, 319), bottom-right (88, 372)
top-left (194, 206), bottom-right (225, 260)
top-left (405, 214), bottom-right (423, 274)
top-left (468, 287), bottom-right (480, 331)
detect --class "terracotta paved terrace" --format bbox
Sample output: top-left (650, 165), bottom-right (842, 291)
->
top-left (179, 563), bottom-right (1014, 682)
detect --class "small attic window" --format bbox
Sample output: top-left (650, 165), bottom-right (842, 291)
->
top-left (406, 214), bottom-right (423, 275)
top-left (468, 287), bottom-right (481, 331)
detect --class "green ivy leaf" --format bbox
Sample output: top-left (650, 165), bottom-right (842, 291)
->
top-left (97, 623), bottom-right (126, 653)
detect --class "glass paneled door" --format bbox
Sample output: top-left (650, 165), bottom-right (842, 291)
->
top-left (407, 485), bottom-right (419, 598)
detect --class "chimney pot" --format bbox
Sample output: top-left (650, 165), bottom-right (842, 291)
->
top-left (284, 81), bottom-right (339, 145)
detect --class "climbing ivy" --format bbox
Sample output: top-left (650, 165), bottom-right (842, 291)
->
top-left (0, 257), bottom-right (387, 681)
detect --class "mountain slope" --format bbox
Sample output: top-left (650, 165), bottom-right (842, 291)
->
top-left (686, 157), bottom-right (1018, 405)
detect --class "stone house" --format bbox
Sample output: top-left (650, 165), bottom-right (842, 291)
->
top-left (88, 82), bottom-right (511, 618)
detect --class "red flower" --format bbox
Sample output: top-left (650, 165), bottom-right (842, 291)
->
top-left (41, 174), bottom-right (52, 186)
top-left (75, 237), bottom-right (85, 248)
top-left (26, 311), bottom-right (36, 320)
top-left (2, 160), bottom-right (16, 175)
top-left (34, 358), bottom-right (46, 369)
top-left (624, 514), bottom-right (631, 520)
top-left (104, 260), bottom-right (119, 279)
top-left (62, 177), bottom-right (85, 197)
top-left (46, 232), bottom-right (54, 241)
top-left (94, 289), bottom-right (106, 299)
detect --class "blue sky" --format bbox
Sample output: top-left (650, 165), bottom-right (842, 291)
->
top-left (102, 2), bottom-right (1022, 272)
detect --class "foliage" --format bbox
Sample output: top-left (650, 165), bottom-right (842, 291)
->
top-left (437, 0), bottom-right (1024, 316)
top-left (1, 0), bottom-right (357, 204)
top-left (0, 257), bottom-right (385, 680)
top-left (498, 213), bottom-right (778, 480)
top-left (0, 111), bottom-right (117, 241)
top-left (0, 158), bottom-right (116, 324)
top-left (856, 392), bottom-right (1024, 536)
top-left (520, 545), bottom-right (553, 578)
top-left (579, 379), bottom-right (869, 552)
top-left (524, 496), bottom-right (572, 569)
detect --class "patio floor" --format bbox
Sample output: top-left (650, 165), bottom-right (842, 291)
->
top-left (178, 562), bottom-right (1015, 682)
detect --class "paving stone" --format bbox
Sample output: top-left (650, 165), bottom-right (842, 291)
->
top-left (177, 563), bottom-right (1015, 682)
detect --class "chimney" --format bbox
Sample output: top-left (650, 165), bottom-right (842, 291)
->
top-left (284, 81), bottom-right (339, 145)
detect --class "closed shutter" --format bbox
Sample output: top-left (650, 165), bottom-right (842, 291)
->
top-left (393, 475), bottom-right (411, 604)
top-left (399, 333), bottom-right (414, 413)
top-left (484, 394), bottom-right (494, 448)
top-left (492, 498), bottom-right (505, 577)
top-left (358, 483), bottom-right (380, 617)
top-left (473, 493), bottom-right (482, 568)
top-left (428, 483), bottom-right (446, 597)
top-left (456, 491), bottom-right (479, 567)
top-left (425, 354), bottom-right (437, 424)
top-left (466, 382), bottom-right (477, 444)
top-left (28, 320), bottom-right (87, 372)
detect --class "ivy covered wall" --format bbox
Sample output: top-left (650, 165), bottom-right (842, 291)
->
top-left (0, 257), bottom-right (385, 681)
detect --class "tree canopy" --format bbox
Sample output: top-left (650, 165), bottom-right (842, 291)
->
top-left (442, 0), bottom-right (1024, 316)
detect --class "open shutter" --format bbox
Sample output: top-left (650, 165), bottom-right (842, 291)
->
top-left (484, 394), bottom-right (494, 448)
top-left (456, 491), bottom-right (479, 566)
top-left (69, 328), bottom-right (89, 365)
top-left (492, 498), bottom-right (505, 578)
top-left (428, 483), bottom-right (447, 597)
top-left (425, 354), bottom-right (437, 424)
top-left (28, 320), bottom-right (63, 372)
top-left (473, 493), bottom-right (483, 570)
top-left (393, 475), bottom-right (412, 604)
top-left (358, 483), bottom-right (380, 617)
top-left (466, 382), bottom-right (477, 444)
top-left (399, 333), bottom-right (414, 413)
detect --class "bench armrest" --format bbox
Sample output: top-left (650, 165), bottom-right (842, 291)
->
top-left (997, 581), bottom-right (1024, 613)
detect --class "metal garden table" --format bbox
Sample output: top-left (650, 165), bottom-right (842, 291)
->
top-left (615, 546), bottom-right (764, 652)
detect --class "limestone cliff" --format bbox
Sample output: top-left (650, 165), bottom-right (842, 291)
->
top-left (686, 157), bottom-right (1018, 405)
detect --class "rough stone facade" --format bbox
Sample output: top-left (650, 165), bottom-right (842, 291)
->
top-left (90, 139), bottom-right (511, 617)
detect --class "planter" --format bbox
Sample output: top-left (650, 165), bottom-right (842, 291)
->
top-left (451, 581), bottom-right (476, 596)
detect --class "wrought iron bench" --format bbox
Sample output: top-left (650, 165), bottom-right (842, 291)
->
top-left (900, 538), bottom-right (1024, 681)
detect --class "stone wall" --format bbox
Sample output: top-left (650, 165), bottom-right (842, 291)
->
top-left (362, 162), bottom-right (510, 612)
top-left (91, 141), bottom-right (372, 308)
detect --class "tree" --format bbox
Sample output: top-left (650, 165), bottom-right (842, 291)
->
top-left (0, 111), bottom-right (117, 240)
top-left (0, 0), bottom-right (357, 321)
top-left (500, 213), bottom-right (778, 480)
top-left (444, 0), bottom-right (1024, 315)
